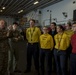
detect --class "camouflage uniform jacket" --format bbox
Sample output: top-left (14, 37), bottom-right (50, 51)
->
top-left (0, 29), bottom-right (10, 52)
top-left (11, 30), bottom-right (23, 42)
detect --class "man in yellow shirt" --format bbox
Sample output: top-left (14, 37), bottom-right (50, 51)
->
top-left (54, 25), bottom-right (70, 75)
top-left (65, 23), bottom-right (74, 39)
top-left (64, 22), bottom-right (73, 54)
top-left (40, 26), bottom-right (54, 75)
top-left (64, 23), bottom-right (74, 73)
top-left (25, 19), bottom-right (41, 75)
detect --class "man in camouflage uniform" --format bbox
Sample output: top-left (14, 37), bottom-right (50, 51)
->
top-left (0, 19), bottom-right (11, 75)
top-left (9, 22), bottom-right (23, 74)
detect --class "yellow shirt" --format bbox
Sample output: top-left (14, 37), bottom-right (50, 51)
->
top-left (64, 29), bottom-right (74, 40)
top-left (54, 33), bottom-right (70, 50)
top-left (26, 27), bottom-right (41, 43)
top-left (40, 33), bottom-right (54, 50)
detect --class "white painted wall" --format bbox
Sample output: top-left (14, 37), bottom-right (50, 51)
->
top-left (41, 0), bottom-right (76, 25)
top-left (0, 16), bottom-right (15, 25)
top-left (23, 0), bottom-right (76, 26)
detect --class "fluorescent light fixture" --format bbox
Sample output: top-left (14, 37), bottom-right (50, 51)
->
top-left (34, 1), bottom-right (39, 5)
top-left (18, 11), bottom-right (21, 13)
top-left (18, 10), bottom-right (23, 13)
top-left (0, 10), bottom-right (3, 12)
top-left (20, 10), bottom-right (23, 12)
top-left (2, 7), bottom-right (5, 9)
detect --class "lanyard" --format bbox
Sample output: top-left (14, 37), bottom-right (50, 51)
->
top-left (57, 33), bottom-right (63, 49)
top-left (30, 27), bottom-right (35, 41)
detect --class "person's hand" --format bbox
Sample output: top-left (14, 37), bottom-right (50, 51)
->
top-left (7, 31), bottom-right (10, 37)
top-left (7, 25), bottom-right (13, 30)
top-left (14, 38), bottom-right (19, 41)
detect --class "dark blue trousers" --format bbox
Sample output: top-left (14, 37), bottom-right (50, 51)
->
top-left (54, 49), bottom-right (67, 75)
top-left (70, 53), bottom-right (76, 75)
top-left (40, 49), bottom-right (52, 75)
top-left (26, 43), bottom-right (39, 71)
top-left (66, 44), bottom-right (72, 73)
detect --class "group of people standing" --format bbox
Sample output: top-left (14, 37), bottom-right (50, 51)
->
top-left (0, 19), bottom-right (23, 75)
top-left (25, 19), bottom-right (76, 75)
top-left (0, 18), bottom-right (76, 75)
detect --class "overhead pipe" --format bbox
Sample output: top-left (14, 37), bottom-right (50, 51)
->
top-left (0, 0), bottom-right (4, 6)
top-left (9, 0), bottom-right (34, 14)
top-left (5, 0), bottom-right (25, 14)
top-left (2, 0), bottom-right (9, 7)
top-left (3, 0), bottom-right (19, 13)
top-left (22, 0), bottom-right (63, 15)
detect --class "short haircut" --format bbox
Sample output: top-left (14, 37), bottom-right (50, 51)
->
top-left (67, 22), bottom-right (71, 26)
top-left (72, 22), bottom-right (76, 25)
top-left (0, 19), bottom-right (7, 26)
top-left (13, 22), bottom-right (18, 25)
top-left (51, 22), bottom-right (56, 26)
top-left (57, 25), bottom-right (65, 31)
top-left (30, 19), bottom-right (35, 23)
top-left (0, 19), bottom-right (5, 23)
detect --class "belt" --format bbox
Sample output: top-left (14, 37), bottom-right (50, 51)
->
top-left (28, 42), bottom-right (38, 45)
top-left (55, 48), bottom-right (66, 52)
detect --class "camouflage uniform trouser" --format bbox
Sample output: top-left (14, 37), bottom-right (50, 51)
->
top-left (9, 42), bottom-right (20, 73)
top-left (0, 52), bottom-right (8, 75)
